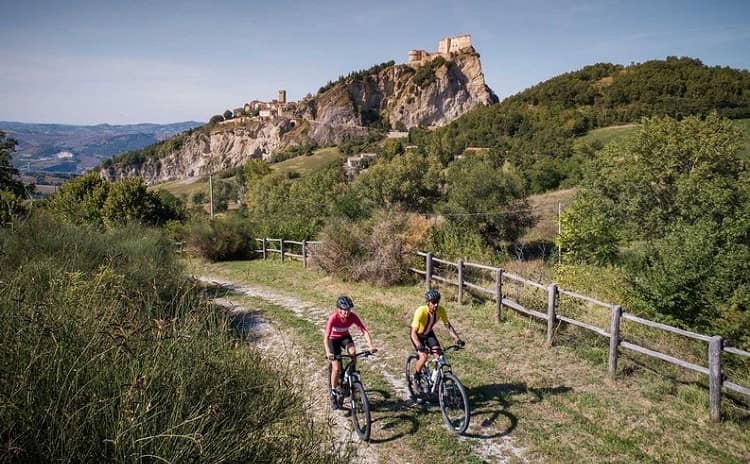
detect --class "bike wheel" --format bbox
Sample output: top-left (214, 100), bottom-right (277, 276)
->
top-left (350, 381), bottom-right (371, 441)
top-left (438, 372), bottom-right (470, 434)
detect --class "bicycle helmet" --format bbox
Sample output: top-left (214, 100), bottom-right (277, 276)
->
top-left (425, 288), bottom-right (441, 303)
top-left (336, 295), bottom-right (354, 311)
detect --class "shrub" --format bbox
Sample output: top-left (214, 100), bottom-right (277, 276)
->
top-left (186, 214), bottom-right (254, 261)
top-left (310, 217), bottom-right (364, 279)
top-left (312, 210), bottom-right (413, 286)
top-left (353, 211), bottom-right (410, 286)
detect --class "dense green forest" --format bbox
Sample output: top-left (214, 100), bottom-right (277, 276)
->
top-left (414, 57), bottom-right (750, 193)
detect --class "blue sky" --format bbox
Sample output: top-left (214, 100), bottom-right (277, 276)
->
top-left (1, 0), bottom-right (748, 125)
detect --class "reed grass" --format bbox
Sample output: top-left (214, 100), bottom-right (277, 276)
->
top-left (0, 212), bottom-right (344, 463)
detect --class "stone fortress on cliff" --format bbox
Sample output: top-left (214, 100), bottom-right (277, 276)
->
top-left (224, 34), bottom-right (475, 126)
top-left (408, 34), bottom-right (473, 67)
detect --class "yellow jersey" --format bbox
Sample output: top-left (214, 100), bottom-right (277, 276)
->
top-left (411, 304), bottom-right (449, 335)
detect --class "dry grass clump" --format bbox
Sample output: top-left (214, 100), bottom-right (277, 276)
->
top-left (311, 210), bottom-right (419, 286)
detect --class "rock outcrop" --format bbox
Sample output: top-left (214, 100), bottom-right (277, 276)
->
top-left (101, 48), bottom-right (497, 184)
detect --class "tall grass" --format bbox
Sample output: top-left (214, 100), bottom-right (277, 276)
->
top-left (0, 212), bottom-right (343, 463)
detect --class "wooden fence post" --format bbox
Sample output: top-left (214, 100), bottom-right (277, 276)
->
top-left (280, 239), bottom-right (285, 262)
top-left (495, 269), bottom-right (503, 323)
top-left (262, 238), bottom-right (267, 260)
top-left (302, 240), bottom-right (308, 268)
top-left (425, 252), bottom-right (432, 290)
top-left (457, 259), bottom-right (464, 304)
top-left (608, 305), bottom-right (622, 379)
top-left (546, 284), bottom-right (558, 346)
top-left (709, 335), bottom-right (724, 423)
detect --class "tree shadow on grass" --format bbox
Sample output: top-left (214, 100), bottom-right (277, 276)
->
top-left (464, 383), bottom-right (572, 439)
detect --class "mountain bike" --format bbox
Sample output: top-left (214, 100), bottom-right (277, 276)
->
top-left (327, 350), bottom-right (376, 441)
top-left (404, 344), bottom-right (470, 434)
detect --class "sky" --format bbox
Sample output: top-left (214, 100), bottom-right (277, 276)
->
top-left (1, 0), bottom-right (749, 126)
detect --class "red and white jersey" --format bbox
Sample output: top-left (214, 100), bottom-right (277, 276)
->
top-left (325, 312), bottom-right (367, 340)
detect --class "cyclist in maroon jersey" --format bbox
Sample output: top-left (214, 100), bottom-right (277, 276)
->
top-left (324, 296), bottom-right (377, 409)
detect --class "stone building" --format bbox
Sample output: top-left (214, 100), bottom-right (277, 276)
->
top-left (408, 34), bottom-right (472, 67)
top-left (438, 34), bottom-right (472, 54)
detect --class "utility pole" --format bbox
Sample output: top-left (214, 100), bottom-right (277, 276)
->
top-left (209, 174), bottom-right (214, 219)
top-left (558, 201), bottom-right (562, 264)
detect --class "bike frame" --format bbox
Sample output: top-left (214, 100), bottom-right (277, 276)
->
top-left (422, 345), bottom-right (460, 393)
top-left (332, 351), bottom-right (372, 395)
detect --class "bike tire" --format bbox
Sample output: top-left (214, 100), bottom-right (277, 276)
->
top-left (350, 381), bottom-right (371, 441)
top-left (438, 372), bottom-right (470, 434)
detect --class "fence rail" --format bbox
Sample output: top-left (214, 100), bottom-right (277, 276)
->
top-left (254, 238), bottom-right (321, 268)
top-left (414, 251), bottom-right (750, 423)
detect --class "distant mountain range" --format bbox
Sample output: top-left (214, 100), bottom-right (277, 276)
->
top-left (0, 121), bottom-right (203, 175)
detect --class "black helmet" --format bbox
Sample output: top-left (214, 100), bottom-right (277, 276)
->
top-left (336, 295), bottom-right (354, 310)
top-left (425, 288), bottom-right (441, 303)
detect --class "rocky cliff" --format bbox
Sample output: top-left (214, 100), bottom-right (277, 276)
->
top-left (101, 48), bottom-right (497, 184)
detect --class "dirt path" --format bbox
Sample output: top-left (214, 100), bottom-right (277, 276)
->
top-left (199, 275), bottom-right (529, 464)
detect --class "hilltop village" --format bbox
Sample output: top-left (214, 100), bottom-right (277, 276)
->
top-left (222, 34), bottom-right (475, 127)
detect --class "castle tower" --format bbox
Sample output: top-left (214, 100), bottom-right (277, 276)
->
top-left (438, 34), bottom-right (472, 55)
top-left (278, 89), bottom-right (287, 105)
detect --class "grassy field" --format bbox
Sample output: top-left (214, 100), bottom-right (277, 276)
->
top-left (191, 257), bottom-right (750, 464)
top-left (575, 124), bottom-right (638, 149)
top-left (522, 187), bottom-right (577, 244)
top-left (576, 118), bottom-right (750, 159)
top-left (272, 146), bottom-right (344, 177)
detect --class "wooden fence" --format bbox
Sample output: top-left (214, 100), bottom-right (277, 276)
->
top-left (409, 251), bottom-right (750, 423)
top-left (251, 238), bottom-right (749, 422)
top-left (254, 238), bottom-right (321, 268)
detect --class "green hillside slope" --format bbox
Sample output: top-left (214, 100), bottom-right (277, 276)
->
top-left (423, 57), bottom-right (750, 193)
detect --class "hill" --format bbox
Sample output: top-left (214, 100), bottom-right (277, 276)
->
top-left (425, 57), bottom-right (750, 193)
top-left (0, 120), bottom-right (202, 176)
top-left (100, 45), bottom-right (496, 184)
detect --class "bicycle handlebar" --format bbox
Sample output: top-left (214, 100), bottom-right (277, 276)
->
top-left (444, 344), bottom-right (465, 352)
top-left (417, 343), bottom-right (466, 353)
top-left (329, 350), bottom-right (377, 360)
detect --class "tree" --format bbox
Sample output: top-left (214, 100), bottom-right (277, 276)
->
top-left (209, 114), bottom-right (224, 124)
top-left (101, 178), bottom-right (159, 227)
top-left (0, 131), bottom-right (25, 197)
top-left (47, 172), bottom-right (110, 226)
top-left (438, 153), bottom-right (534, 246)
top-left (557, 190), bottom-right (619, 265)
top-left (223, 109), bottom-right (233, 120)
top-left (192, 191), bottom-right (207, 205)
top-left (584, 112), bottom-right (743, 241)
top-left (562, 113), bottom-right (750, 342)
top-left (0, 131), bottom-right (30, 226)
top-left (48, 174), bottom-right (183, 228)
top-left (352, 151), bottom-right (441, 212)
top-left (241, 159), bottom-right (272, 183)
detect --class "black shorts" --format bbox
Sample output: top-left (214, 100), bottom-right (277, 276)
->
top-left (413, 331), bottom-right (440, 353)
top-left (328, 335), bottom-right (354, 356)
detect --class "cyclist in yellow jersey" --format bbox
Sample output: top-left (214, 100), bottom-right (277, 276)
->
top-left (409, 288), bottom-right (464, 394)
